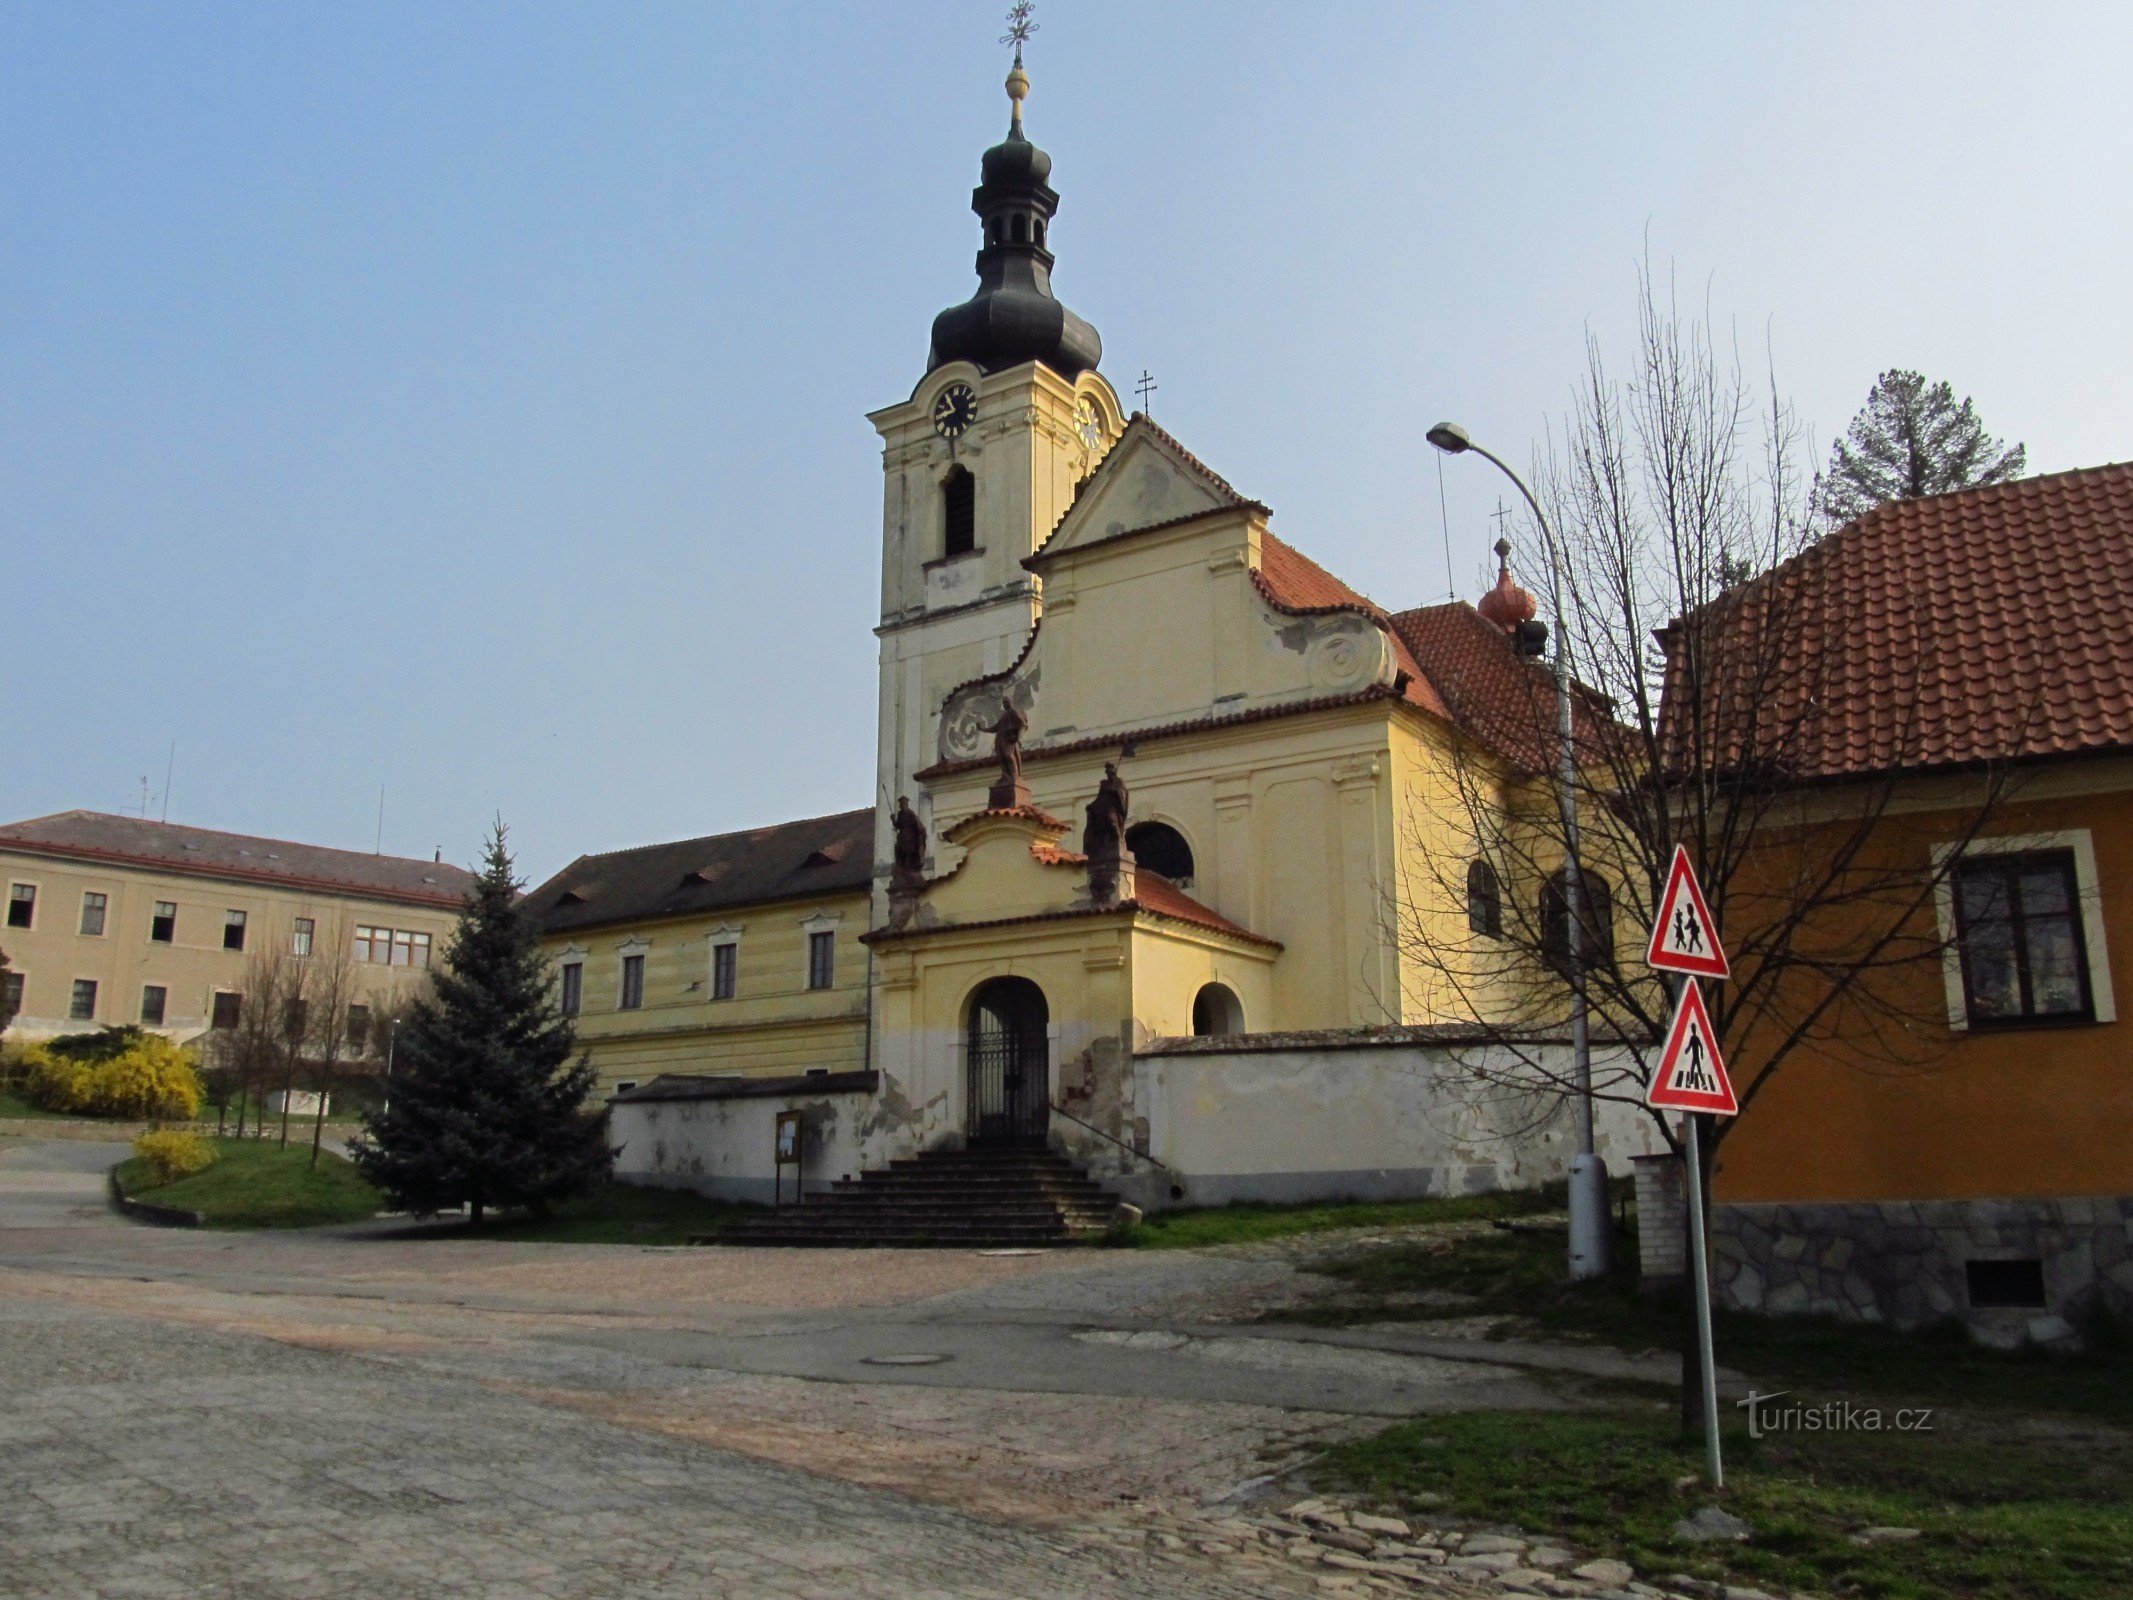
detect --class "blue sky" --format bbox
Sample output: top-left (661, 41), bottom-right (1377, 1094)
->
top-left (5, 2), bottom-right (2127, 881)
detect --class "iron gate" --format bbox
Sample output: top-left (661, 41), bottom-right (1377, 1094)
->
top-left (966, 977), bottom-right (1050, 1144)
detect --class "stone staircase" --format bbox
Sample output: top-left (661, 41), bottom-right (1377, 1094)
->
top-left (712, 1145), bottom-right (1120, 1248)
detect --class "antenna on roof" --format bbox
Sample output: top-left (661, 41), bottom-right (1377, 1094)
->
top-left (375, 786), bottom-right (385, 855)
top-left (160, 742), bottom-right (174, 824)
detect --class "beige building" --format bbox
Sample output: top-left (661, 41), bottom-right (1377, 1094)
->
top-left (0, 811), bottom-right (472, 1044)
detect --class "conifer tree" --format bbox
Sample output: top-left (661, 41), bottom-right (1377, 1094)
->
top-left (350, 824), bottom-right (607, 1222)
top-left (1819, 368), bottom-right (2026, 524)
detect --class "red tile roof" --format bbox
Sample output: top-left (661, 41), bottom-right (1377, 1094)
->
top-left (1254, 532), bottom-right (1450, 718)
top-left (1390, 601), bottom-right (1569, 772)
top-left (1660, 463), bottom-right (2133, 782)
top-left (1130, 872), bottom-right (1282, 948)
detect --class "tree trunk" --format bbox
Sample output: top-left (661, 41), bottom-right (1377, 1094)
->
top-left (308, 1067), bottom-right (329, 1170)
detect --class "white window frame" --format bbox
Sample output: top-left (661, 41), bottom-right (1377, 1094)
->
top-left (7, 880), bottom-right (38, 932)
top-left (291, 916), bottom-right (315, 958)
top-left (798, 910), bottom-right (842, 992)
top-left (705, 923), bottom-right (744, 1001)
top-left (1933, 828), bottom-right (2115, 1030)
top-left (616, 937), bottom-right (652, 1010)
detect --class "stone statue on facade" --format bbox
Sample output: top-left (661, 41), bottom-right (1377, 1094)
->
top-left (887, 795), bottom-right (928, 930)
top-left (986, 699), bottom-right (1033, 809)
top-left (1083, 760), bottom-right (1133, 904)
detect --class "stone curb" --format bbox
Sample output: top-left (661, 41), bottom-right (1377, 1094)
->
top-left (107, 1165), bottom-right (204, 1228)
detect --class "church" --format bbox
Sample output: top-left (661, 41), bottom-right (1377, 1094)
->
top-left (524, 51), bottom-right (1656, 1233)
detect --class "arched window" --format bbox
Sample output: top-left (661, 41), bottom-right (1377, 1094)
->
top-left (1034, 219), bottom-right (1046, 248)
top-left (1012, 213), bottom-right (1028, 243)
top-left (1192, 982), bottom-right (1244, 1037)
top-left (1540, 868), bottom-right (1615, 971)
top-left (1466, 859), bottom-right (1502, 938)
top-left (1125, 821), bottom-right (1194, 886)
top-left (942, 466), bottom-right (975, 558)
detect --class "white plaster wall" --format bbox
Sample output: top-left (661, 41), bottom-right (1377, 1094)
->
top-left (1123, 1041), bottom-right (1662, 1210)
top-left (611, 1091), bottom-right (872, 1204)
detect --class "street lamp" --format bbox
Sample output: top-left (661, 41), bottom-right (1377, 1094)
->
top-left (1428, 420), bottom-right (1611, 1281)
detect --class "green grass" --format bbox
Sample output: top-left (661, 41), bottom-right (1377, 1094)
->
top-left (1110, 1183), bottom-right (1569, 1250)
top-left (0, 1088), bottom-right (76, 1120)
top-left (1324, 1407), bottom-right (2133, 1600)
top-left (400, 1181), bottom-right (762, 1246)
top-left (117, 1136), bottom-right (384, 1229)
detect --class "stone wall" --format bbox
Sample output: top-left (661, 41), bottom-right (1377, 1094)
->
top-left (608, 1071), bottom-right (877, 1204)
top-left (1631, 1153), bottom-right (1686, 1290)
top-left (1709, 1194), bottom-right (2133, 1349)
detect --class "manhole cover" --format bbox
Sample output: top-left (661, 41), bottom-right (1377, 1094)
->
top-left (861, 1353), bottom-right (953, 1367)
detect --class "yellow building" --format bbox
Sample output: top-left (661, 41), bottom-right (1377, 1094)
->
top-left (0, 811), bottom-right (469, 1043)
top-left (535, 57), bottom-right (1658, 1220)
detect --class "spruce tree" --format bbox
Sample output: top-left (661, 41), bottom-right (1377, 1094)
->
top-left (1819, 368), bottom-right (2026, 524)
top-left (350, 823), bottom-right (607, 1222)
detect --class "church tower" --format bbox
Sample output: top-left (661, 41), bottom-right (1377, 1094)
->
top-left (869, 47), bottom-right (1124, 875)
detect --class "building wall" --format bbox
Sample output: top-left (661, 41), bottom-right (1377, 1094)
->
top-left (611, 1079), bottom-right (876, 1203)
top-left (540, 888), bottom-right (871, 1094)
top-left (0, 846), bottom-right (454, 1042)
top-left (1716, 767), bottom-right (2132, 1208)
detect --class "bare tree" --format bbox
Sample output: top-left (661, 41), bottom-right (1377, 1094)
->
top-left (303, 932), bottom-right (360, 1170)
top-left (1396, 264), bottom-right (2028, 1422)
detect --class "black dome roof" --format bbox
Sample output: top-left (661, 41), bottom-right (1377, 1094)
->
top-left (925, 70), bottom-right (1100, 380)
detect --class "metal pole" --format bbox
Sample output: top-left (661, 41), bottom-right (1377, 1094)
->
top-left (1682, 1109), bottom-right (1724, 1487)
top-left (1462, 441), bottom-right (1608, 1280)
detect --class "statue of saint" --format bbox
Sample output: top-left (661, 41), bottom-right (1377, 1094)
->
top-left (891, 796), bottom-right (927, 879)
top-left (986, 700), bottom-right (1031, 807)
top-left (1083, 760), bottom-right (1129, 860)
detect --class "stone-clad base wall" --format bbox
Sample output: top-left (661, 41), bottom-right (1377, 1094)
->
top-left (1709, 1195), bottom-right (2133, 1349)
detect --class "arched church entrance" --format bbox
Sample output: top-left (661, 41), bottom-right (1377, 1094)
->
top-left (965, 977), bottom-right (1050, 1145)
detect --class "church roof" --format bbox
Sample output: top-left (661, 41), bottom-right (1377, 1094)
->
top-left (0, 811), bottom-right (473, 908)
top-left (525, 807), bottom-right (873, 935)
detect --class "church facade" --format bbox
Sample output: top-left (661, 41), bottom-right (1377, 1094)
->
top-left (526, 58), bottom-right (1657, 1213)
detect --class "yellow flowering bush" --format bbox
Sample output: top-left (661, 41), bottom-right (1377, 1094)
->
top-left (18, 1034), bottom-right (202, 1120)
top-left (131, 1128), bottom-right (215, 1188)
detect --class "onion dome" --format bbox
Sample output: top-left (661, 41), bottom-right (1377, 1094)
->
top-left (1477, 537), bottom-right (1539, 631)
top-left (926, 59), bottom-right (1102, 379)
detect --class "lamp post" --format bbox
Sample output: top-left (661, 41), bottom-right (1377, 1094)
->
top-left (1426, 421), bottom-right (1610, 1281)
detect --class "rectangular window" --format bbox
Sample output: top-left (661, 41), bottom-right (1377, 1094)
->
top-left (151, 901), bottom-right (177, 943)
top-left (712, 942), bottom-right (737, 1000)
top-left (1, 971), bottom-right (24, 1019)
top-left (8, 883), bottom-right (35, 929)
top-left (140, 985), bottom-right (168, 1025)
top-left (69, 978), bottom-right (98, 1021)
top-left (292, 917), bottom-right (314, 957)
top-left (79, 892), bottom-right (108, 937)
top-left (223, 910), bottom-right (247, 952)
top-left (559, 962), bottom-right (583, 1016)
top-left (408, 931), bottom-right (431, 969)
top-left (390, 929), bottom-right (433, 968)
top-left (619, 953), bottom-right (645, 1010)
top-left (1953, 850), bottom-right (2092, 1025)
top-left (211, 991), bottom-right (243, 1029)
top-left (807, 930), bottom-right (835, 991)
top-left (346, 1003), bottom-right (371, 1052)
top-left (354, 925), bottom-right (383, 963)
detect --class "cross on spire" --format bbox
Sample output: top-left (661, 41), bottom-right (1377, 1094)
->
top-left (1135, 369), bottom-right (1159, 414)
top-left (1000, 1), bottom-right (1037, 66)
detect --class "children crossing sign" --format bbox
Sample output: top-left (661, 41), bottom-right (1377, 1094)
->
top-left (1646, 845), bottom-right (1730, 979)
top-left (1646, 981), bottom-right (1739, 1116)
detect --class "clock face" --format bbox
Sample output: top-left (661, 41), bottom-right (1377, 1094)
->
top-left (932, 382), bottom-right (977, 439)
top-left (1075, 397), bottom-right (1105, 449)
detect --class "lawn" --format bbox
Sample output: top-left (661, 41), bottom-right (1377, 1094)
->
top-left (407, 1182), bottom-right (761, 1246)
top-left (0, 1088), bottom-right (76, 1121)
top-left (116, 1137), bottom-right (383, 1229)
top-left (1111, 1183), bottom-right (1569, 1250)
top-left (1297, 1216), bottom-right (2133, 1600)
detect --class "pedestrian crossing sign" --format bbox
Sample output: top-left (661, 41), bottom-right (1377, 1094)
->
top-left (1647, 980), bottom-right (1738, 1116)
top-left (1646, 845), bottom-right (1731, 979)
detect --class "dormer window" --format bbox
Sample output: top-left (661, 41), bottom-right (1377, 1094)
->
top-left (943, 466), bottom-right (976, 558)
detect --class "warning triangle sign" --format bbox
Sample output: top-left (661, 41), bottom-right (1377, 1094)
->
top-left (1646, 845), bottom-right (1730, 979)
top-left (1647, 981), bottom-right (1738, 1115)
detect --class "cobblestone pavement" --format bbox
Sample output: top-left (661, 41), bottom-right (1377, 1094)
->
top-left (0, 1138), bottom-right (1755, 1600)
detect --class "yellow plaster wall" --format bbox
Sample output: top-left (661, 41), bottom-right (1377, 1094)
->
top-left (0, 846), bottom-right (452, 1041)
top-left (541, 889), bottom-right (870, 1092)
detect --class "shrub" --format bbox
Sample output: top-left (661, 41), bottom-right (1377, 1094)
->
top-left (47, 1025), bottom-right (154, 1063)
top-left (24, 1047), bottom-right (92, 1113)
top-left (19, 1035), bottom-right (203, 1120)
top-left (0, 1039), bottom-right (51, 1094)
top-left (83, 1035), bottom-right (203, 1121)
top-left (132, 1128), bottom-right (215, 1188)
